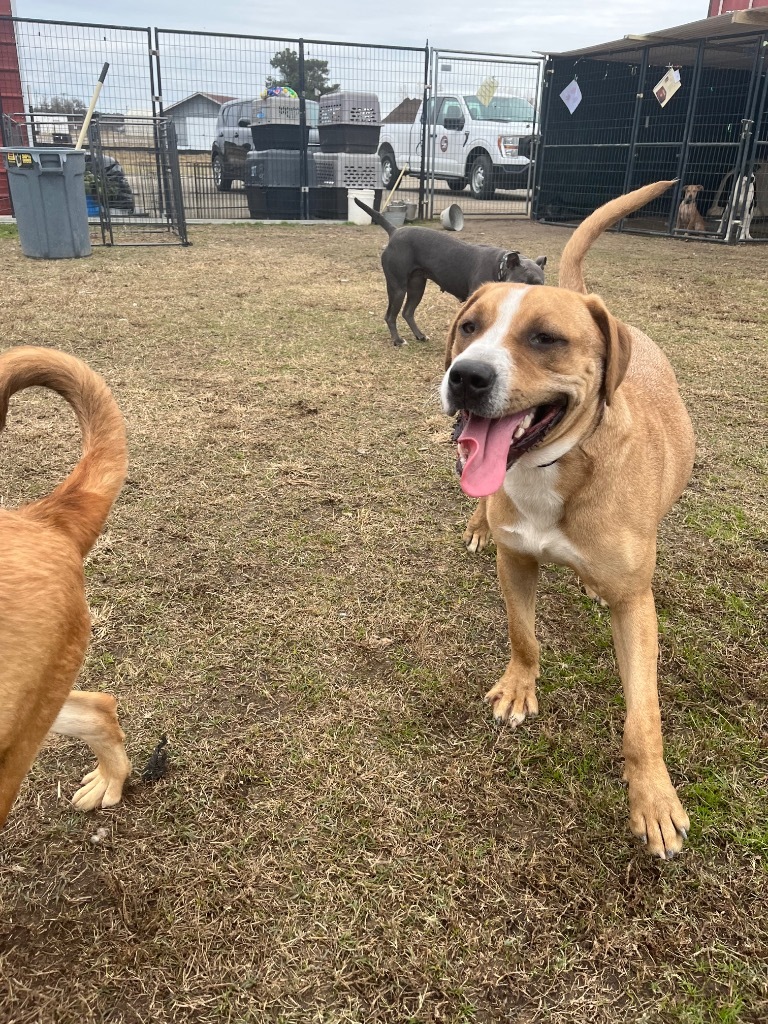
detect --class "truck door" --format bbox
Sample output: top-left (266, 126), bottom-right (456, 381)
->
top-left (434, 96), bottom-right (467, 178)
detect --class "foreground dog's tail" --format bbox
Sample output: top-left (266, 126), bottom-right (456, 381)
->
top-left (0, 346), bottom-right (127, 557)
top-left (559, 180), bottom-right (676, 294)
top-left (353, 197), bottom-right (398, 236)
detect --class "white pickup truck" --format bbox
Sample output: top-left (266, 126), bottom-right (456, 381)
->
top-left (378, 93), bottom-right (536, 199)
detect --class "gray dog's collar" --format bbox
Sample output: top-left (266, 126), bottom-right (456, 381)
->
top-left (497, 252), bottom-right (513, 281)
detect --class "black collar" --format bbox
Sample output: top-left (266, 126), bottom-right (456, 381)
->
top-left (536, 400), bottom-right (607, 468)
top-left (497, 252), bottom-right (513, 281)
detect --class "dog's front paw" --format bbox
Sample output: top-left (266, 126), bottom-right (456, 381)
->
top-left (71, 763), bottom-right (129, 812)
top-left (485, 670), bottom-right (538, 727)
top-left (463, 504), bottom-right (492, 554)
top-left (625, 769), bottom-right (689, 860)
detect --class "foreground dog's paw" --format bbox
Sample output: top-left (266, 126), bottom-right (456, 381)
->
top-left (485, 672), bottom-right (538, 727)
top-left (626, 772), bottom-right (690, 860)
top-left (71, 764), bottom-right (129, 812)
top-left (463, 504), bottom-right (493, 554)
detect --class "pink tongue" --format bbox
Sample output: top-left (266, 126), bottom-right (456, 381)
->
top-left (458, 411), bottom-right (529, 497)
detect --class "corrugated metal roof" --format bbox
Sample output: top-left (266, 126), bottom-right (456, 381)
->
top-left (549, 8), bottom-right (768, 60)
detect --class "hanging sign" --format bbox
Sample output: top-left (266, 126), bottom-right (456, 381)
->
top-left (477, 76), bottom-right (498, 107)
top-left (653, 68), bottom-right (681, 108)
top-left (559, 79), bottom-right (582, 115)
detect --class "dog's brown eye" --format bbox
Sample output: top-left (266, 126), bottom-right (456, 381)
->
top-left (530, 333), bottom-right (563, 347)
top-left (461, 321), bottom-right (476, 335)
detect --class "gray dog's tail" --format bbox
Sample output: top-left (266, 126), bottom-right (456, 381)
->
top-left (353, 197), bottom-right (398, 236)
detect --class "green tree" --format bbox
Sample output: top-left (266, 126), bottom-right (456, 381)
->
top-left (265, 48), bottom-right (339, 98)
top-left (35, 95), bottom-right (87, 114)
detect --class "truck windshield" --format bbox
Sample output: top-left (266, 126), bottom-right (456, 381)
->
top-left (463, 95), bottom-right (534, 123)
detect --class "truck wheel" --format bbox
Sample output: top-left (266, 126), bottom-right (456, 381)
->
top-left (380, 149), bottom-right (399, 189)
top-left (446, 178), bottom-right (466, 192)
top-left (212, 153), bottom-right (232, 192)
top-left (469, 154), bottom-right (495, 200)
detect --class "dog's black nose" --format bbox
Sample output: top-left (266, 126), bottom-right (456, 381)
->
top-left (448, 359), bottom-right (497, 406)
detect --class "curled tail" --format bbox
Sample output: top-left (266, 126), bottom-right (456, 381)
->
top-left (0, 346), bottom-right (127, 557)
top-left (559, 180), bottom-right (676, 294)
top-left (353, 197), bottom-right (398, 236)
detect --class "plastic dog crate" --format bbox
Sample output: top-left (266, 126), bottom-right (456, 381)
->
top-left (314, 152), bottom-right (382, 190)
top-left (318, 92), bottom-right (381, 126)
top-left (318, 91), bottom-right (381, 153)
top-left (250, 124), bottom-right (311, 151)
top-left (245, 186), bottom-right (305, 220)
top-left (318, 125), bottom-right (380, 154)
top-left (244, 149), bottom-right (317, 188)
top-left (251, 95), bottom-right (302, 125)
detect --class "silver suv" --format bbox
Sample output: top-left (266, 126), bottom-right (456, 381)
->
top-left (211, 98), bottom-right (320, 191)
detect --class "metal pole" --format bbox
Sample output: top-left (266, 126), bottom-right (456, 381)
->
top-left (417, 41), bottom-right (429, 220)
top-left (727, 33), bottom-right (768, 241)
top-left (299, 38), bottom-right (308, 221)
top-left (619, 47), bottom-right (649, 229)
top-left (667, 40), bottom-right (704, 233)
top-left (152, 29), bottom-right (168, 220)
top-left (532, 58), bottom-right (555, 221)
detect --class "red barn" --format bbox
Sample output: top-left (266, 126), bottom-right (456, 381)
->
top-left (708, 0), bottom-right (768, 14)
top-left (0, 0), bottom-right (23, 215)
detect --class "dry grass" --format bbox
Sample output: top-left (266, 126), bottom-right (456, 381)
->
top-left (0, 216), bottom-right (766, 1024)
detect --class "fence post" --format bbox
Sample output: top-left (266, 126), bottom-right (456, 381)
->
top-left (532, 59), bottom-right (554, 222)
top-left (619, 48), bottom-right (648, 230)
top-left (667, 40), bottom-right (704, 233)
top-left (298, 38), bottom-right (308, 221)
top-left (152, 28), bottom-right (168, 221)
top-left (727, 34), bottom-right (768, 242)
top-left (418, 42), bottom-right (429, 220)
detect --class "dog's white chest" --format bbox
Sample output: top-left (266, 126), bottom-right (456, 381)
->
top-left (498, 463), bottom-right (581, 565)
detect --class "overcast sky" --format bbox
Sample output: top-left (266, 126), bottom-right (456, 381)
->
top-left (15, 1), bottom-right (711, 54)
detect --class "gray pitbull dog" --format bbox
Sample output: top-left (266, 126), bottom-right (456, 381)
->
top-left (354, 197), bottom-right (547, 346)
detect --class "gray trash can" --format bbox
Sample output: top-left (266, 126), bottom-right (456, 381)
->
top-left (0, 147), bottom-right (92, 259)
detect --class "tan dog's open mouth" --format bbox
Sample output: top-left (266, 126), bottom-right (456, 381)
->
top-left (452, 400), bottom-right (567, 497)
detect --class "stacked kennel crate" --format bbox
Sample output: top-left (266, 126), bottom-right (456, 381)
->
top-left (313, 92), bottom-right (383, 218)
top-left (244, 95), bottom-right (316, 219)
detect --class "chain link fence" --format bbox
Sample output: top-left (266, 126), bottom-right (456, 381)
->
top-left (536, 29), bottom-right (768, 242)
top-left (0, 16), bottom-right (542, 225)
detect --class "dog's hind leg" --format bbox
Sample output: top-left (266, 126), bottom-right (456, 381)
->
top-left (402, 274), bottom-right (428, 341)
top-left (50, 690), bottom-right (131, 811)
top-left (0, 623), bottom-right (88, 828)
top-left (383, 278), bottom-right (409, 346)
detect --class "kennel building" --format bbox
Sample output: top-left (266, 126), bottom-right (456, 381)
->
top-left (534, 8), bottom-right (768, 241)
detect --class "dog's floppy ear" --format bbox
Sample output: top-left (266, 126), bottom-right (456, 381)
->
top-left (504, 251), bottom-right (521, 271)
top-left (584, 295), bottom-right (633, 406)
top-left (535, 255), bottom-right (547, 268)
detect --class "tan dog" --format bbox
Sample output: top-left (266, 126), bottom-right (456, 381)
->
top-left (442, 181), bottom-right (694, 859)
top-left (676, 184), bottom-right (706, 232)
top-left (0, 347), bottom-right (131, 829)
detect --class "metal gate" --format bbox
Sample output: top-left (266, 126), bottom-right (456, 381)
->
top-left (425, 49), bottom-right (544, 219)
top-left (87, 115), bottom-right (188, 246)
top-left (0, 16), bottom-right (545, 224)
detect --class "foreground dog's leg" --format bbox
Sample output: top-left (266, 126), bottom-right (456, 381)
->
top-left (401, 275), bottom-right (428, 341)
top-left (50, 691), bottom-right (131, 811)
top-left (485, 547), bottom-right (540, 726)
top-left (611, 591), bottom-right (689, 859)
top-left (463, 498), bottom-right (492, 554)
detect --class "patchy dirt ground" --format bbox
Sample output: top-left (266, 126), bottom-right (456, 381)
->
top-left (0, 216), bottom-right (766, 1024)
